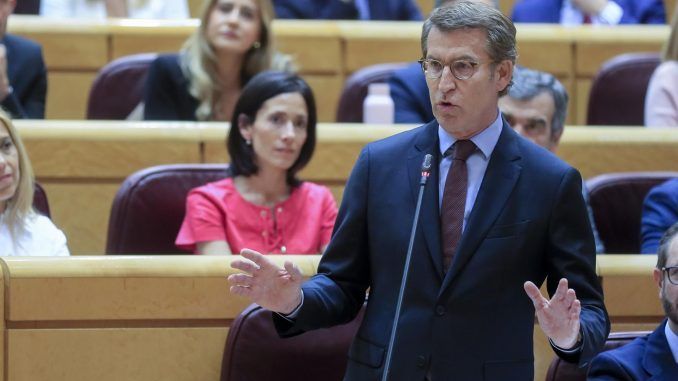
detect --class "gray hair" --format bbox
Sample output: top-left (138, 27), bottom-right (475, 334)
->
top-left (421, 1), bottom-right (517, 96)
top-left (657, 222), bottom-right (678, 269)
top-left (435, 0), bottom-right (499, 8)
top-left (507, 66), bottom-right (569, 141)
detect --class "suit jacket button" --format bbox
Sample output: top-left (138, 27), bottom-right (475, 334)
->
top-left (435, 305), bottom-right (445, 316)
top-left (417, 355), bottom-right (427, 368)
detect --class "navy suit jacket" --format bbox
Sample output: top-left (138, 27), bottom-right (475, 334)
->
top-left (588, 320), bottom-right (678, 380)
top-left (389, 61), bottom-right (433, 124)
top-left (641, 179), bottom-right (678, 254)
top-left (273, 0), bottom-right (422, 20)
top-left (512, 0), bottom-right (665, 24)
top-left (276, 120), bottom-right (609, 380)
top-left (2, 34), bottom-right (46, 119)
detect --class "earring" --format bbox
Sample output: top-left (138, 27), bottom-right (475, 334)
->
top-left (246, 139), bottom-right (252, 146)
top-left (253, 41), bottom-right (261, 49)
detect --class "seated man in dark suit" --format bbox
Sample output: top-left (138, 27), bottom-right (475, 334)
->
top-left (0, 0), bottom-right (47, 119)
top-left (273, 0), bottom-right (422, 20)
top-left (588, 222), bottom-right (678, 380)
top-left (642, 179), bottom-right (678, 254)
top-left (512, 0), bottom-right (665, 25)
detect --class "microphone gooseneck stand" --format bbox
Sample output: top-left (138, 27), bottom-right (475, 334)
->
top-left (380, 154), bottom-right (433, 381)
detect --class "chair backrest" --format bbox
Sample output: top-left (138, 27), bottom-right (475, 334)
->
top-left (545, 331), bottom-right (650, 381)
top-left (33, 182), bottom-right (50, 218)
top-left (221, 303), bottom-right (365, 381)
top-left (586, 52), bottom-right (661, 126)
top-left (87, 53), bottom-right (157, 120)
top-left (14, 0), bottom-right (40, 14)
top-left (106, 164), bottom-right (229, 254)
top-left (336, 62), bottom-right (408, 123)
top-left (586, 172), bottom-right (678, 253)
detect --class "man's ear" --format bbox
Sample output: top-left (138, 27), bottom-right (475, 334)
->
top-left (654, 268), bottom-right (663, 297)
top-left (238, 114), bottom-right (252, 140)
top-left (8, 0), bottom-right (16, 12)
top-left (495, 60), bottom-right (513, 93)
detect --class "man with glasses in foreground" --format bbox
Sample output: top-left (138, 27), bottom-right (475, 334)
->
top-left (588, 222), bottom-right (678, 380)
top-left (228, 2), bottom-right (608, 379)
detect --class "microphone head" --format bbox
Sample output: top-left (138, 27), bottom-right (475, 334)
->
top-left (421, 154), bottom-right (432, 174)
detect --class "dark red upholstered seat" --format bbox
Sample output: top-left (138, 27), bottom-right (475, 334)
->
top-left (106, 164), bottom-right (229, 254)
top-left (545, 331), bottom-right (650, 381)
top-left (585, 172), bottom-right (678, 254)
top-left (33, 182), bottom-right (50, 218)
top-left (221, 303), bottom-right (365, 381)
top-left (336, 62), bottom-right (407, 123)
top-left (87, 53), bottom-right (157, 120)
top-left (587, 52), bottom-right (661, 126)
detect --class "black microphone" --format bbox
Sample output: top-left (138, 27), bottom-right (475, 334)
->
top-left (381, 154), bottom-right (433, 381)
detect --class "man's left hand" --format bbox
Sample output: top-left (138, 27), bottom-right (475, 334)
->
top-left (524, 278), bottom-right (581, 349)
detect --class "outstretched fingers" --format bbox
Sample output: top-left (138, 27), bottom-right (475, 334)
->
top-left (524, 281), bottom-right (548, 311)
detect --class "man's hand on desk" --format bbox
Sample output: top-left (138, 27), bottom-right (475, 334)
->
top-left (228, 248), bottom-right (303, 315)
top-left (524, 278), bottom-right (582, 350)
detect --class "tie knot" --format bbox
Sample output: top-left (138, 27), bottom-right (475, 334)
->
top-left (452, 140), bottom-right (476, 161)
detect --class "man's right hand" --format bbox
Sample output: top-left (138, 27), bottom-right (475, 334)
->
top-left (228, 249), bottom-right (304, 315)
top-left (571, 0), bottom-right (608, 16)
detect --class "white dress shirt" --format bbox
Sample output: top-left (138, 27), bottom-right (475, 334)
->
top-left (560, 0), bottom-right (623, 25)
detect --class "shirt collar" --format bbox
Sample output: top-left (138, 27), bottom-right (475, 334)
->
top-left (438, 110), bottom-right (503, 159)
top-left (665, 319), bottom-right (678, 364)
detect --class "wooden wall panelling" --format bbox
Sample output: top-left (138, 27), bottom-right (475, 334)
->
top-left (340, 21), bottom-right (422, 73)
top-left (46, 72), bottom-right (98, 119)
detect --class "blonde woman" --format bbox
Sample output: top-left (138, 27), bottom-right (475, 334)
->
top-left (645, 6), bottom-right (678, 127)
top-left (0, 111), bottom-right (69, 256)
top-left (144, 0), bottom-right (289, 121)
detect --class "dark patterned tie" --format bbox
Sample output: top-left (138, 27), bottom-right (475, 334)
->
top-left (441, 140), bottom-right (476, 272)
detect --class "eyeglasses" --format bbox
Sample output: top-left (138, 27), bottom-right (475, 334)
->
top-left (418, 58), bottom-right (491, 80)
top-left (663, 266), bottom-right (678, 285)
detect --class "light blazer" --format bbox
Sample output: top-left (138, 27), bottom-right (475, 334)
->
top-left (276, 120), bottom-right (609, 380)
top-left (588, 320), bottom-right (678, 380)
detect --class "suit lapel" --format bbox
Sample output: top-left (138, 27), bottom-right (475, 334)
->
top-left (407, 121), bottom-right (443, 279)
top-left (644, 320), bottom-right (678, 380)
top-left (440, 123), bottom-right (522, 294)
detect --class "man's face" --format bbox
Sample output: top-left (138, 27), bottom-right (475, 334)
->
top-left (499, 91), bottom-right (559, 152)
top-left (425, 27), bottom-right (512, 139)
top-left (655, 237), bottom-right (678, 331)
top-left (0, 0), bottom-right (15, 39)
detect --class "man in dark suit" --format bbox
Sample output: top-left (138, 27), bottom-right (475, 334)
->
top-left (512, 0), bottom-right (665, 25)
top-left (229, 2), bottom-right (609, 380)
top-left (273, 0), bottom-right (422, 20)
top-left (588, 223), bottom-right (678, 380)
top-left (0, 0), bottom-right (46, 119)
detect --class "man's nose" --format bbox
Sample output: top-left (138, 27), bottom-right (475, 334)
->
top-left (438, 66), bottom-right (457, 92)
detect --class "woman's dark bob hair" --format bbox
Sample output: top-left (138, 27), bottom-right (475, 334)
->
top-left (227, 71), bottom-right (317, 186)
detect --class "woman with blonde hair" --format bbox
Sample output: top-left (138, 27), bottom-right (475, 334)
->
top-left (0, 111), bottom-right (69, 256)
top-left (144, 0), bottom-right (290, 121)
top-left (645, 6), bottom-right (678, 127)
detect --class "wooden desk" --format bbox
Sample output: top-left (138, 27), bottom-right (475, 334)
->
top-left (7, 18), bottom-right (670, 124)
top-left (0, 254), bottom-right (662, 381)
